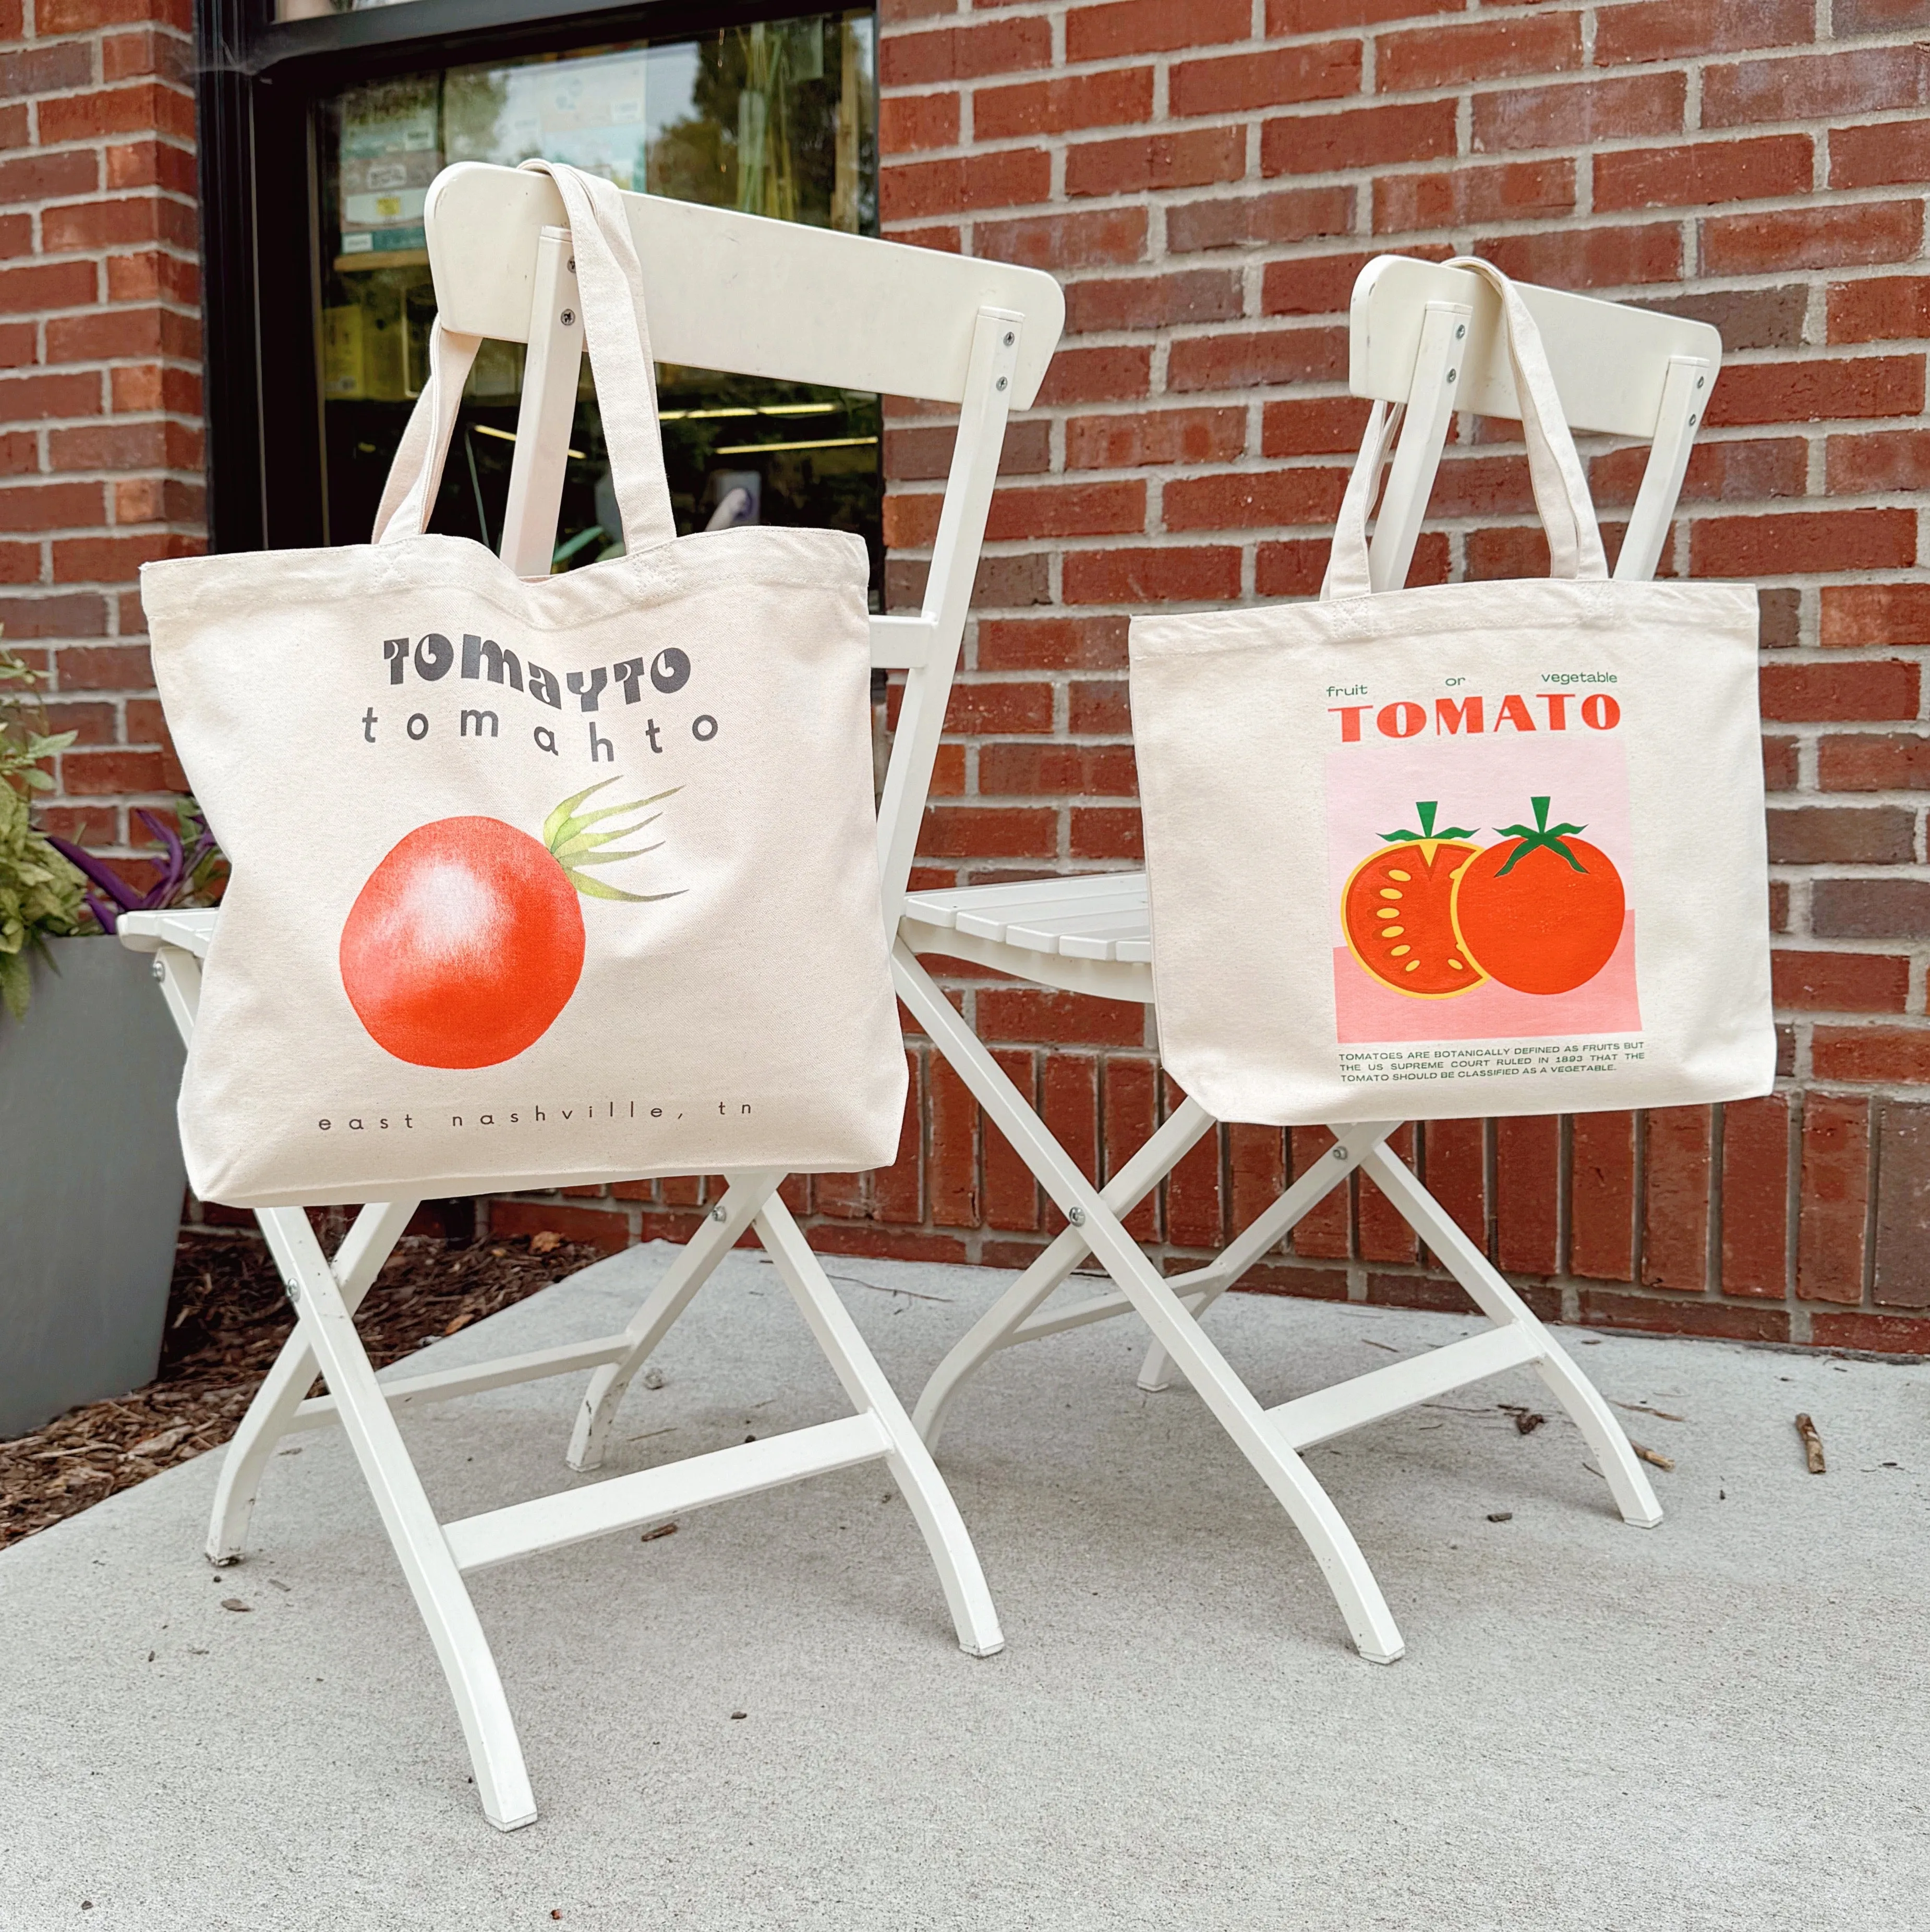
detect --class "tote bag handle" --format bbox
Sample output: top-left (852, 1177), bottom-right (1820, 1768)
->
top-left (372, 160), bottom-right (679, 558)
top-left (1323, 256), bottom-right (1608, 601)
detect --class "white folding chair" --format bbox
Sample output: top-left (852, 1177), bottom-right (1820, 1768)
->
top-left (902, 257), bottom-right (1723, 1664)
top-left (119, 161), bottom-right (1065, 1829)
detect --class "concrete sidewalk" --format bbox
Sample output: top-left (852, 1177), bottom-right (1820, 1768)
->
top-left (1, 1243), bottom-right (1923, 1931)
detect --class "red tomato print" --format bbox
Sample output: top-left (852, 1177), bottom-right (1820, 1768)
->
top-left (1341, 801), bottom-right (1486, 998)
top-left (1451, 793), bottom-right (1624, 996)
top-left (339, 779), bottom-right (681, 1069)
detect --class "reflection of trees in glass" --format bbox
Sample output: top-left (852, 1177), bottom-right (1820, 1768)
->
top-left (737, 21), bottom-right (807, 220)
top-left (442, 70), bottom-right (511, 166)
top-left (647, 16), bottom-right (873, 233)
top-left (320, 14), bottom-right (879, 582)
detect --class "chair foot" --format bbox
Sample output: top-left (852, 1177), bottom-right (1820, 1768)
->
top-left (1136, 1342), bottom-right (1178, 1393)
top-left (1357, 1137), bottom-right (1663, 1529)
top-left (566, 1175), bottom-right (783, 1473)
top-left (757, 1196), bottom-right (1005, 1660)
top-left (207, 1199), bottom-right (420, 1563)
top-left (1536, 1345), bottom-right (1664, 1528)
top-left (565, 1362), bottom-right (624, 1473)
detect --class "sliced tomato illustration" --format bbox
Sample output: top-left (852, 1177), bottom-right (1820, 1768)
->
top-left (339, 778), bottom-right (681, 1069)
top-left (1341, 800), bottom-right (1486, 998)
top-left (1451, 793), bottom-right (1624, 996)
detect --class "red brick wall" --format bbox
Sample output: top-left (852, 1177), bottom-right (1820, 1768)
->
top-left (745, 0), bottom-right (1926, 1353)
top-left (1, 0), bottom-right (202, 858)
top-left (9, 0), bottom-right (1926, 1356)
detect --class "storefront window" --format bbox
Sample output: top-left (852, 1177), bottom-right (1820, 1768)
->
top-left (316, 13), bottom-right (880, 593)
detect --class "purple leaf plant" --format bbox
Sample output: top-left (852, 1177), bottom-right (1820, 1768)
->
top-left (47, 802), bottom-right (222, 936)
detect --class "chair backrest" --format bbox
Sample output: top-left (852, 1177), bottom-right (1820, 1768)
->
top-left (421, 161), bottom-right (1066, 921)
top-left (1347, 255), bottom-right (1721, 589)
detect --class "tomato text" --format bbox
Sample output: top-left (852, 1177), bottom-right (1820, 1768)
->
top-left (1329, 691), bottom-right (1622, 742)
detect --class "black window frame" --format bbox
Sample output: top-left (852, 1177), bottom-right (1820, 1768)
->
top-left (196, 0), bottom-right (864, 555)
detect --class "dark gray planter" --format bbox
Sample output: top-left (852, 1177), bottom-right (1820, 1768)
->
top-left (0, 935), bottom-right (187, 1438)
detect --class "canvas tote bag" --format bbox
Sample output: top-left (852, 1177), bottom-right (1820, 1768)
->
top-left (141, 161), bottom-right (905, 1208)
top-left (1128, 257), bottom-right (1774, 1128)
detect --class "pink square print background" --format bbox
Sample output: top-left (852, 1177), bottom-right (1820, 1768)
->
top-left (1324, 729), bottom-right (1642, 1045)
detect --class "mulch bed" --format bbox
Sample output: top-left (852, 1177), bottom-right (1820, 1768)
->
top-left (0, 1224), bottom-right (605, 1554)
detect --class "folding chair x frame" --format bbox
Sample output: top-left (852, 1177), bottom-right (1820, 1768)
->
top-left (122, 162), bottom-right (1066, 1828)
top-left (899, 258), bottom-right (1726, 1664)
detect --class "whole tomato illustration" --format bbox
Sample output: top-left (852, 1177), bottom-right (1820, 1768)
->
top-left (1341, 800), bottom-right (1487, 997)
top-left (1451, 793), bottom-right (1624, 996)
top-left (339, 778), bottom-right (681, 1069)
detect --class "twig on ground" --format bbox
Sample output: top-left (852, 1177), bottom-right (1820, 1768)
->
top-left (1611, 1398), bottom-right (1686, 1422)
top-left (825, 1272), bottom-right (952, 1304)
top-left (1795, 1412), bottom-right (1826, 1475)
top-left (1631, 1441), bottom-right (1675, 1472)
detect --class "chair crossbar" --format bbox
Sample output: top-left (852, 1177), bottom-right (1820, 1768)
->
top-left (995, 1119), bottom-right (1401, 1350)
top-left (286, 1333), bottom-right (636, 1434)
top-left (870, 614), bottom-right (935, 669)
top-left (1009, 1280), bottom-right (1215, 1343)
top-left (444, 1414), bottom-right (894, 1574)
top-left (1267, 1325), bottom-right (1545, 1453)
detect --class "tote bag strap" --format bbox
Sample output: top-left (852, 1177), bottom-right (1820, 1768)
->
top-left (1319, 397), bottom-right (1400, 602)
top-left (372, 160), bottom-right (679, 555)
top-left (1324, 255), bottom-right (1609, 600)
top-left (370, 320), bottom-right (482, 546)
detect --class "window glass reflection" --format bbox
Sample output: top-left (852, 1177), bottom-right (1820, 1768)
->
top-left (317, 15), bottom-right (879, 597)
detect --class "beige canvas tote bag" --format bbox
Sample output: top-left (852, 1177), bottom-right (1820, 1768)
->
top-left (1129, 257), bottom-right (1774, 1128)
top-left (142, 161), bottom-right (905, 1208)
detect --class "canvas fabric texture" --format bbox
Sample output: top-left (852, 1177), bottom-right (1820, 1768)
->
top-left (1128, 257), bottom-right (1774, 1128)
top-left (142, 161), bottom-right (906, 1208)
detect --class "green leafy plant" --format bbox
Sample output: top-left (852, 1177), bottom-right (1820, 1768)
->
top-left (0, 642), bottom-right (88, 1020)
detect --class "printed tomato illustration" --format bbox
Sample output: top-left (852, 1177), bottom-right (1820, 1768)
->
top-left (339, 778), bottom-right (680, 1069)
top-left (1451, 793), bottom-right (1624, 996)
top-left (1341, 800), bottom-right (1486, 997)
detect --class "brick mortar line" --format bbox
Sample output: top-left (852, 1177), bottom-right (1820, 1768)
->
top-left (884, 108), bottom-right (1930, 160)
top-left (885, 187), bottom-right (1930, 237)
top-left (879, 9), bottom-right (1921, 56)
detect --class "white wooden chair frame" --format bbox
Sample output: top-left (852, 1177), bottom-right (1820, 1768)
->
top-left (120, 162), bottom-right (1066, 1830)
top-left (897, 258), bottom-right (1724, 1664)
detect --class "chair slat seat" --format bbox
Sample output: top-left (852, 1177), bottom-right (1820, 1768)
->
top-left (902, 872), bottom-right (1151, 964)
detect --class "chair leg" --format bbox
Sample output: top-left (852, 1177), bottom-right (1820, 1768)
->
top-left (566, 1172), bottom-right (783, 1472)
top-left (756, 1195), bottom-right (1004, 1657)
top-left (1103, 1241), bottom-right (1406, 1662)
top-left (912, 1096), bottom-right (1216, 1448)
top-left (1136, 1121), bottom-right (1399, 1393)
top-left (207, 1200), bottom-right (419, 1565)
top-left (1360, 1139), bottom-right (1662, 1529)
top-left (266, 1205), bottom-right (538, 1830)
top-left (897, 948), bottom-right (1405, 1663)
